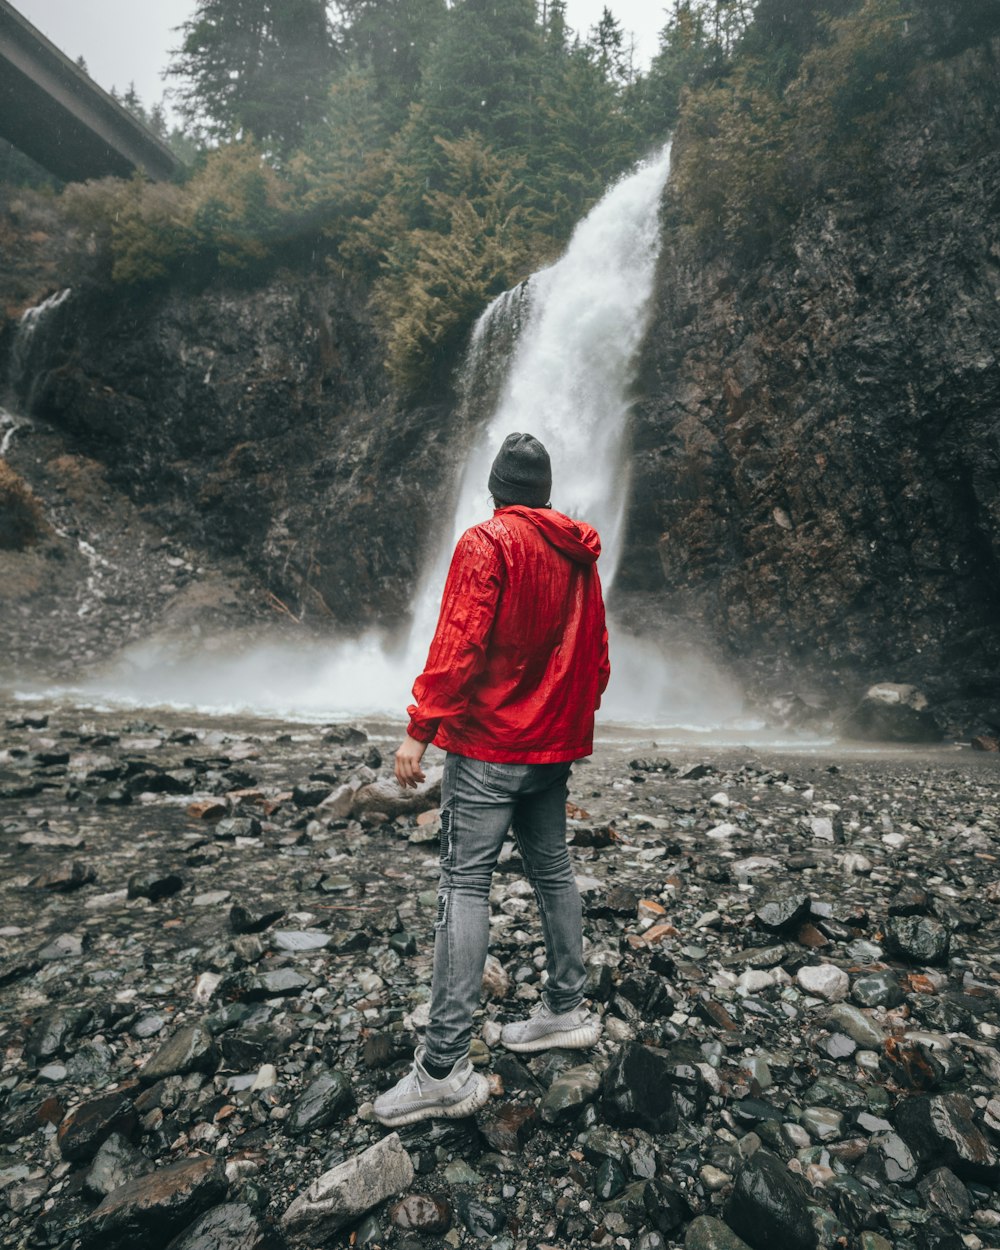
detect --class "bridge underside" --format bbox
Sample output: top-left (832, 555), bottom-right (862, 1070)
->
top-left (0, 1), bottom-right (181, 184)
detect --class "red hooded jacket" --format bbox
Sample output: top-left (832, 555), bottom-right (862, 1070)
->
top-left (406, 506), bottom-right (610, 763)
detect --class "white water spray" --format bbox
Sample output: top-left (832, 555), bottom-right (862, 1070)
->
top-left (30, 152), bottom-right (747, 732)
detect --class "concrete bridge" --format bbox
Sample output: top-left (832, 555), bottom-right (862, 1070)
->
top-left (0, 0), bottom-right (181, 183)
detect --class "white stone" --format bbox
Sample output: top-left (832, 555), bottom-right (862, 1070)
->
top-left (251, 1064), bottom-right (277, 1090)
top-left (193, 971), bottom-right (222, 1004)
top-left (282, 1133), bottom-right (414, 1236)
top-left (737, 969), bottom-right (777, 995)
top-left (841, 853), bottom-right (874, 874)
top-left (796, 964), bottom-right (850, 1002)
top-left (709, 792), bottom-right (730, 808)
top-left (707, 822), bottom-right (740, 841)
top-left (731, 855), bottom-right (781, 876)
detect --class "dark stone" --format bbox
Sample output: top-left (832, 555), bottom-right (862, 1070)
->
top-left (229, 904), bottom-right (284, 935)
top-left (492, 1054), bottom-right (544, 1097)
top-left (601, 1042), bottom-right (708, 1135)
top-left (595, 1157), bottom-right (627, 1200)
top-left (895, 1092), bottom-right (999, 1183)
top-left (883, 916), bottom-right (950, 965)
top-left (455, 1194), bottom-right (506, 1238)
top-left (31, 860), bottom-right (97, 891)
top-left (643, 1177), bottom-right (691, 1235)
top-left (163, 1202), bottom-right (280, 1250)
top-left (723, 1149), bottom-right (818, 1250)
top-left (292, 782), bottom-right (332, 808)
top-left (220, 968), bottom-right (314, 1001)
top-left (479, 1103), bottom-right (538, 1153)
top-left (917, 1166), bottom-right (972, 1223)
top-left (127, 871), bottom-right (184, 901)
top-left (25, 1007), bottom-right (93, 1064)
top-left (842, 685), bottom-right (944, 743)
top-left (852, 971), bottom-right (905, 1008)
top-left (79, 1157), bottom-right (228, 1250)
top-left (286, 1071), bottom-right (353, 1135)
top-left (888, 887), bottom-right (930, 916)
top-left (322, 724), bottom-right (368, 745)
top-left (141, 1025), bottom-right (218, 1083)
top-left (58, 1092), bottom-right (139, 1162)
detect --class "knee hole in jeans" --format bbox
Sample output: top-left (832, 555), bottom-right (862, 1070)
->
top-left (435, 889), bottom-right (449, 930)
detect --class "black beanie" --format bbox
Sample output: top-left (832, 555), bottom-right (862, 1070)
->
top-left (488, 432), bottom-right (552, 508)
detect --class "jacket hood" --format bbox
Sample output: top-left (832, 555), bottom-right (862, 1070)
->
top-left (498, 506), bottom-right (601, 565)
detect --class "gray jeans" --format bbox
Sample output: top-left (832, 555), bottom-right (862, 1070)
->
top-left (423, 753), bottom-right (586, 1068)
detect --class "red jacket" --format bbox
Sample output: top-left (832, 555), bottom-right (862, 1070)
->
top-left (407, 506), bottom-right (610, 763)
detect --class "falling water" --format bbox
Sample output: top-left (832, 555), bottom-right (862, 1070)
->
top-left (19, 152), bottom-right (748, 731)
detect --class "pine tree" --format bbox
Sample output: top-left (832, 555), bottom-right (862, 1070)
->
top-left (168, 0), bottom-right (337, 154)
top-left (332, 0), bottom-right (446, 126)
top-left (416, 0), bottom-right (542, 152)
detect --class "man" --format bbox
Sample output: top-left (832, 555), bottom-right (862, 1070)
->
top-left (373, 432), bottom-right (610, 1128)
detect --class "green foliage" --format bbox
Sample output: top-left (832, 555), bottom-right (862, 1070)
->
top-left (0, 461), bottom-right (47, 550)
top-left (332, 0), bottom-right (447, 128)
top-left (372, 135), bottom-right (545, 393)
top-left (669, 0), bottom-right (926, 257)
top-left (168, 0), bottom-right (337, 155)
top-left (62, 141), bottom-right (294, 283)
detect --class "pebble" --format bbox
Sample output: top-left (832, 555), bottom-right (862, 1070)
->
top-left (1, 710), bottom-right (998, 1250)
top-left (795, 963), bottom-right (850, 1001)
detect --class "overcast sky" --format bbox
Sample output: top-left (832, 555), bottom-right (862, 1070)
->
top-left (14, 0), bottom-right (668, 117)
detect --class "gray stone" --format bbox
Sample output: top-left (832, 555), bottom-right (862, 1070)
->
top-left (684, 1216), bottom-right (753, 1249)
top-left (538, 1064), bottom-right (601, 1126)
top-left (883, 915), bottom-right (950, 965)
top-left (851, 971), bottom-right (904, 1008)
top-left (141, 1024), bottom-right (218, 1083)
top-left (85, 1133), bottom-right (153, 1199)
top-left (826, 1003), bottom-right (885, 1049)
top-left (287, 1071), bottom-right (353, 1135)
top-left (801, 1107), bottom-right (844, 1142)
top-left (282, 1132), bottom-right (414, 1237)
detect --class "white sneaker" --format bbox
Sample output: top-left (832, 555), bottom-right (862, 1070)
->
top-left (372, 1048), bottom-right (490, 1128)
top-left (500, 1002), bottom-right (601, 1053)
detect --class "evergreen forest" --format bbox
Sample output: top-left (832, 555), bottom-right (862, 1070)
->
top-left (22, 0), bottom-right (1000, 395)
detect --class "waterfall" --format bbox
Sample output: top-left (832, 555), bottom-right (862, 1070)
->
top-left (407, 145), bottom-right (672, 655)
top-left (10, 288), bottom-right (71, 392)
top-left (34, 150), bottom-right (747, 732)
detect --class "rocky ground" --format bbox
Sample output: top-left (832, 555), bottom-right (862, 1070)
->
top-left (0, 704), bottom-right (998, 1250)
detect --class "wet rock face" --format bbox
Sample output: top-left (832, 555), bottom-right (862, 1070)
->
top-left (621, 42), bottom-right (1000, 711)
top-left (9, 276), bottom-right (458, 636)
top-left (1, 707), bottom-right (999, 1249)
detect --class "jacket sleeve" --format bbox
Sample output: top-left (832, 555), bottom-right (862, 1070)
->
top-left (595, 581), bottom-right (610, 709)
top-left (406, 528), bottom-right (503, 743)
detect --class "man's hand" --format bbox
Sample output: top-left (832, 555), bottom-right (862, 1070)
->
top-left (395, 734), bottom-right (428, 789)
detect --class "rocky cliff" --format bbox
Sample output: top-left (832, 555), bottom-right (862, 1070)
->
top-left (2, 41), bottom-right (999, 726)
top-left (619, 40), bottom-right (1000, 722)
top-left (2, 263), bottom-right (464, 675)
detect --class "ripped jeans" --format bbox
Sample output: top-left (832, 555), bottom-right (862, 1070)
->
top-left (423, 752), bottom-right (586, 1069)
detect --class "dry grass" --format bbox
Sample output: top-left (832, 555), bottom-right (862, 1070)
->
top-left (0, 459), bottom-right (47, 549)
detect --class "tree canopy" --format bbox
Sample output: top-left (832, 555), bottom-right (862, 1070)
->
top-left (51, 0), bottom-right (1000, 394)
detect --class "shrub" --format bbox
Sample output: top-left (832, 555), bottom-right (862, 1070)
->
top-left (0, 461), bottom-right (47, 549)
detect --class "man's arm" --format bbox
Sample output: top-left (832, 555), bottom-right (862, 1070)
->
top-left (398, 529), bottom-right (503, 781)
